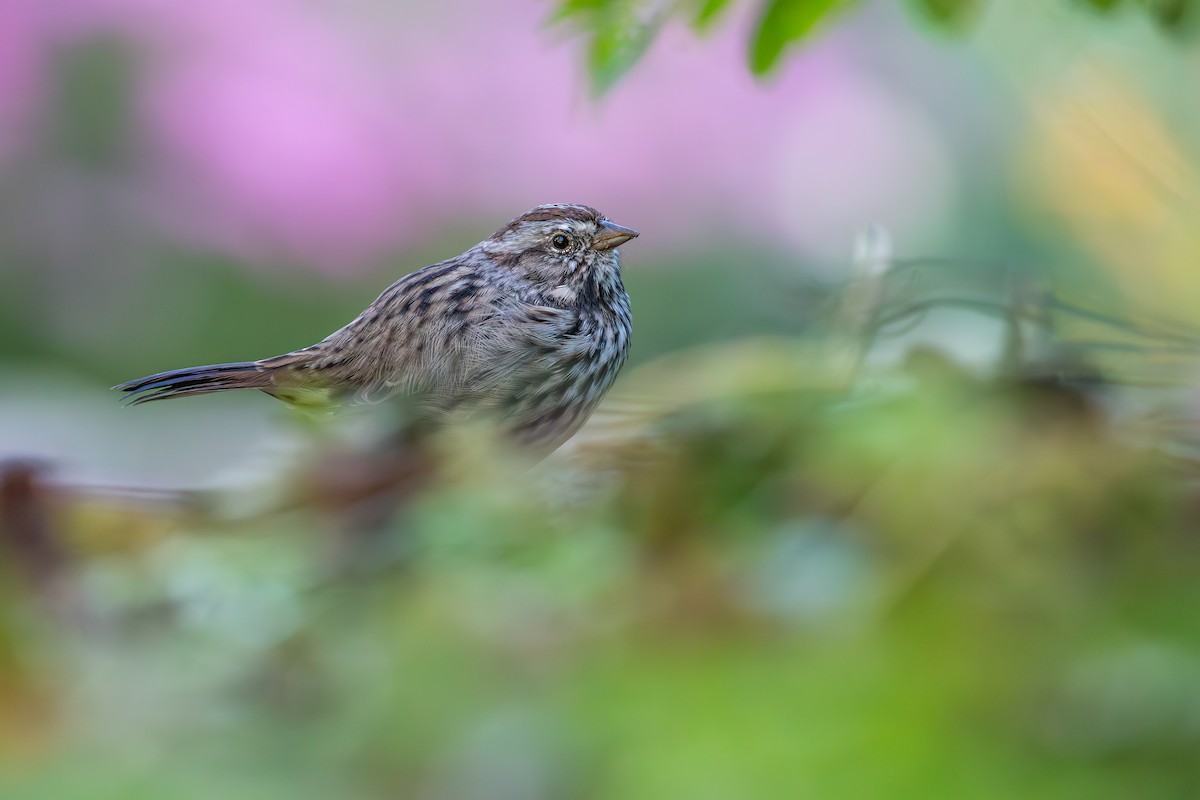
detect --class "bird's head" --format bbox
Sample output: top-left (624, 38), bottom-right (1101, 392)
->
top-left (483, 204), bottom-right (638, 301)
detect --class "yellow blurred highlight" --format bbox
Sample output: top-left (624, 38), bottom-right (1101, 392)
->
top-left (1023, 64), bottom-right (1200, 316)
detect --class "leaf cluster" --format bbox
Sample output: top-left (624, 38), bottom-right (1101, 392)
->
top-left (555, 0), bottom-right (1197, 92)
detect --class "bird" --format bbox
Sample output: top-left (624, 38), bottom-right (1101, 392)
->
top-left (115, 203), bottom-right (638, 455)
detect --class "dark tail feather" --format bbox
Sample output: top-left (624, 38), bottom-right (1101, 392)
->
top-left (114, 361), bottom-right (276, 405)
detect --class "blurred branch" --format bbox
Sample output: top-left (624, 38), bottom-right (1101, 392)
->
top-left (0, 461), bottom-right (67, 589)
top-left (0, 461), bottom-right (84, 623)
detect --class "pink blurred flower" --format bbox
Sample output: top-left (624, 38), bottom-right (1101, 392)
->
top-left (137, 7), bottom-right (431, 268)
top-left (2, 0), bottom-right (956, 272)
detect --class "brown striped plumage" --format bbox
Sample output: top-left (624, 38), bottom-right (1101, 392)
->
top-left (115, 204), bottom-right (637, 454)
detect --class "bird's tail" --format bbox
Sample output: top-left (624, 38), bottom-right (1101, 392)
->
top-left (114, 354), bottom-right (313, 405)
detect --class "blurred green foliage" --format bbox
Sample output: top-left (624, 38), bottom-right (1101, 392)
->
top-left (4, 323), bottom-right (1200, 797)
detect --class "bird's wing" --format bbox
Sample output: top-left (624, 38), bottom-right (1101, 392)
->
top-left (301, 259), bottom-right (566, 407)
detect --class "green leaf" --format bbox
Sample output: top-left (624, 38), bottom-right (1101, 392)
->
top-left (555, 0), bottom-right (613, 16)
top-left (907, 0), bottom-right (983, 32)
top-left (552, 0), bottom-right (665, 95)
top-left (587, 13), bottom-right (660, 95)
top-left (693, 0), bottom-right (735, 31)
top-left (749, 0), bottom-right (857, 76)
top-left (1081, 0), bottom-right (1124, 10)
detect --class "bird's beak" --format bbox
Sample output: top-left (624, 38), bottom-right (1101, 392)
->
top-left (593, 220), bottom-right (639, 251)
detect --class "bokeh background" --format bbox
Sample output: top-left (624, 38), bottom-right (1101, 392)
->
top-left (4, 0), bottom-right (1200, 797)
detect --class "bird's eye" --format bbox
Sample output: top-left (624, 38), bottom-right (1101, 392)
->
top-left (551, 234), bottom-right (571, 251)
